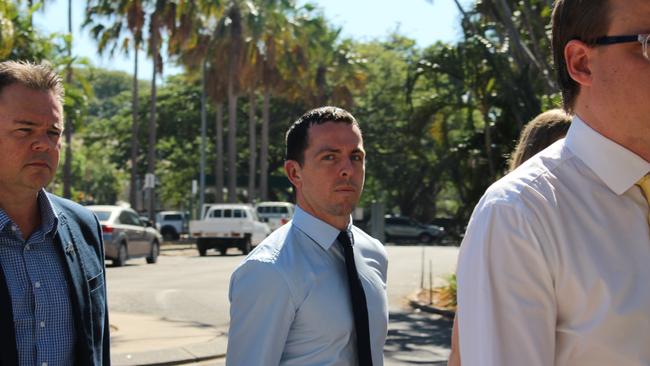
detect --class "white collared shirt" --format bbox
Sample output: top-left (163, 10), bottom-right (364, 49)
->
top-left (457, 116), bottom-right (650, 366)
top-left (227, 206), bottom-right (388, 366)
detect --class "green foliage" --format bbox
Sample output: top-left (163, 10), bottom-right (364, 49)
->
top-left (1, 2), bottom-right (57, 61)
top-left (52, 139), bottom-right (125, 205)
top-left (11, 1), bottom-right (559, 229)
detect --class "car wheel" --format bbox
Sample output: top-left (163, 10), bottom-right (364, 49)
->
top-left (161, 227), bottom-right (179, 241)
top-left (240, 237), bottom-right (252, 255)
top-left (384, 233), bottom-right (392, 244)
top-left (219, 247), bottom-right (227, 256)
top-left (146, 241), bottom-right (159, 264)
top-left (197, 239), bottom-right (207, 257)
top-left (419, 233), bottom-right (433, 244)
top-left (114, 243), bottom-right (127, 267)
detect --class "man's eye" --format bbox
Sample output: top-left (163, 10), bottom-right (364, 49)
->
top-left (48, 130), bottom-right (61, 136)
top-left (322, 154), bottom-right (335, 161)
top-left (351, 155), bottom-right (364, 161)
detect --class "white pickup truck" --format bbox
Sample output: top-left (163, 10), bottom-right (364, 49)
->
top-left (189, 204), bottom-right (271, 256)
top-left (255, 201), bottom-right (295, 232)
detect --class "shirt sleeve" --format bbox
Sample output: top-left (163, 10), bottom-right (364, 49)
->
top-left (226, 260), bottom-right (296, 366)
top-left (457, 201), bottom-right (556, 366)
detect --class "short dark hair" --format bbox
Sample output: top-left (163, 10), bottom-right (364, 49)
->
top-left (0, 60), bottom-right (64, 103)
top-left (285, 106), bottom-right (359, 164)
top-left (552, 0), bottom-right (610, 112)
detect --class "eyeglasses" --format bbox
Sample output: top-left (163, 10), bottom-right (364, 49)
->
top-left (594, 34), bottom-right (650, 61)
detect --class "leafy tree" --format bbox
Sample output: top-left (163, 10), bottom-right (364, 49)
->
top-left (84, 0), bottom-right (146, 208)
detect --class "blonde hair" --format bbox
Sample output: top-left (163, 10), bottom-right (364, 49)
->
top-left (0, 60), bottom-right (64, 103)
top-left (508, 109), bottom-right (572, 171)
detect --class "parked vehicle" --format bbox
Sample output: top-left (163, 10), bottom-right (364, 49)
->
top-left (155, 211), bottom-right (188, 241)
top-left (384, 215), bottom-right (445, 244)
top-left (255, 201), bottom-right (295, 231)
top-left (189, 204), bottom-right (271, 256)
top-left (87, 205), bottom-right (162, 266)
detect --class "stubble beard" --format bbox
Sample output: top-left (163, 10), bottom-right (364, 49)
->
top-left (324, 194), bottom-right (359, 218)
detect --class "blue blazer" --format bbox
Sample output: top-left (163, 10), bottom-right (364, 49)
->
top-left (0, 194), bottom-right (110, 365)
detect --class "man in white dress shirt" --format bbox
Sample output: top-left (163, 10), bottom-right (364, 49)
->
top-left (227, 106), bottom-right (388, 366)
top-left (456, 0), bottom-right (650, 365)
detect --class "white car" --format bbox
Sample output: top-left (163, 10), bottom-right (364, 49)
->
top-left (88, 205), bottom-right (162, 266)
top-left (255, 201), bottom-right (295, 231)
top-left (155, 210), bottom-right (188, 241)
top-left (189, 204), bottom-right (270, 256)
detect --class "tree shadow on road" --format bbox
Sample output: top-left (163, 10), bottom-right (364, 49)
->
top-left (384, 310), bottom-right (452, 365)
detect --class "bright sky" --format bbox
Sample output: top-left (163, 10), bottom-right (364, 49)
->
top-left (33, 0), bottom-right (471, 80)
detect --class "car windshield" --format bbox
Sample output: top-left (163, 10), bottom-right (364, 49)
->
top-left (92, 210), bottom-right (112, 222)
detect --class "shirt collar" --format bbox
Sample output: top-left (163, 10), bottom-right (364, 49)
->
top-left (566, 115), bottom-right (650, 195)
top-left (0, 189), bottom-right (59, 235)
top-left (291, 205), bottom-right (352, 251)
top-left (38, 190), bottom-right (59, 235)
top-left (0, 207), bottom-right (11, 232)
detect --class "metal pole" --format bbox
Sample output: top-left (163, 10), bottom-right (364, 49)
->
top-left (420, 245), bottom-right (425, 289)
top-left (429, 259), bottom-right (433, 305)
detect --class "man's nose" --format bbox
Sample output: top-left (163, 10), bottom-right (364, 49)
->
top-left (339, 158), bottom-right (354, 177)
top-left (32, 132), bottom-right (55, 151)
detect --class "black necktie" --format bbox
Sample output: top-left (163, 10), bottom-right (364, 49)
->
top-left (338, 231), bottom-right (373, 366)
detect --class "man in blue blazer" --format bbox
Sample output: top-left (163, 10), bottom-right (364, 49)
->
top-left (0, 61), bottom-right (110, 365)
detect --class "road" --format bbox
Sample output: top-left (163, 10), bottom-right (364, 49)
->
top-left (107, 244), bottom-right (459, 365)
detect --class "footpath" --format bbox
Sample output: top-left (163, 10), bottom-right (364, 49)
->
top-left (109, 244), bottom-right (454, 365)
top-left (110, 243), bottom-right (228, 366)
top-left (110, 312), bottom-right (227, 366)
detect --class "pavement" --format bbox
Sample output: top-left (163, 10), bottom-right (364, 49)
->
top-left (109, 302), bottom-right (452, 366)
top-left (109, 243), bottom-right (454, 365)
top-left (110, 243), bottom-right (229, 366)
top-left (110, 312), bottom-right (228, 366)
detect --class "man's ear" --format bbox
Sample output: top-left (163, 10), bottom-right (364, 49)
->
top-left (284, 160), bottom-right (302, 189)
top-left (565, 39), bottom-right (594, 87)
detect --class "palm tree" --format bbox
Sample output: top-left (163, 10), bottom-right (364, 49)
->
top-left (62, 0), bottom-right (73, 198)
top-left (143, 0), bottom-right (189, 219)
top-left (190, 0), bottom-right (246, 203)
top-left (253, 0), bottom-right (295, 200)
top-left (239, 1), bottom-right (267, 203)
top-left (247, 89), bottom-right (257, 202)
top-left (221, 2), bottom-right (245, 203)
top-left (84, 0), bottom-right (145, 209)
top-left (168, 0), bottom-right (227, 204)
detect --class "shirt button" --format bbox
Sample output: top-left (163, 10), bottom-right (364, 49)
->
top-left (25, 244), bottom-right (31, 251)
top-left (42, 362), bottom-right (48, 366)
top-left (40, 321), bottom-right (45, 328)
top-left (35, 282), bottom-right (41, 288)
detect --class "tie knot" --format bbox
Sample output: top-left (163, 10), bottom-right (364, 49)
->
top-left (338, 231), bottom-right (353, 248)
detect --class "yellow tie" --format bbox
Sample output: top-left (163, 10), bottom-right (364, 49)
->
top-left (638, 174), bottom-right (650, 226)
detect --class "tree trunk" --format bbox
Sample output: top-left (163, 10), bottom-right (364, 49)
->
top-left (147, 50), bottom-right (158, 221)
top-left (129, 43), bottom-right (140, 209)
top-left (247, 91), bottom-right (257, 202)
top-left (199, 60), bottom-right (207, 209)
top-left (215, 103), bottom-right (224, 203)
top-left (490, 0), bottom-right (556, 90)
top-left (259, 87), bottom-right (270, 201)
top-left (482, 104), bottom-right (496, 178)
top-left (63, 0), bottom-right (72, 199)
top-left (227, 75), bottom-right (238, 203)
